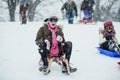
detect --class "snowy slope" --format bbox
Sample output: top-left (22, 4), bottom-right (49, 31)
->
top-left (0, 22), bottom-right (120, 80)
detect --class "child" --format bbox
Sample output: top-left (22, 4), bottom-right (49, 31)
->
top-left (99, 21), bottom-right (120, 53)
top-left (81, 0), bottom-right (95, 21)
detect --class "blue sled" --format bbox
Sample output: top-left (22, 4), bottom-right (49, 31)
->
top-left (97, 47), bottom-right (120, 57)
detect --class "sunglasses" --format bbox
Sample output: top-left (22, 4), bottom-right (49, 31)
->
top-left (50, 17), bottom-right (58, 22)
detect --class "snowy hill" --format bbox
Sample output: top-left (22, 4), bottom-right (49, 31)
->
top-left (0, 21), bottom-right (120, 80)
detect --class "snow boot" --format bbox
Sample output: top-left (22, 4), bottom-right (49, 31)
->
top-left (39, 66), bottom-right (49, 72)
top-left (62, 66), bottom-right (77, 73)
top-left (68, 20), bottom-right (73, 24)
top-left (70, 66), bottom-right (77, 73)
top-left (39, 66), bottom-right (50, 75)
top-left (39, 66), bottom-right (47, 72)
top-left (22, 20), bottom-right (27, 24)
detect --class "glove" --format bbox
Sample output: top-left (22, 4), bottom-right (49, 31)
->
top-left (36, 41), bottom-right (39, 46)
top-left (57, 35), bottom-right (63, 42)
top-left (44, 39), bottom-right (50, 50)
top-left (36, 39), bottom-right (43, 46)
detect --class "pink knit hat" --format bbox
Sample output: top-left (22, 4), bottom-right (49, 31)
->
top-left (104, 21), bottom-right (113, 28)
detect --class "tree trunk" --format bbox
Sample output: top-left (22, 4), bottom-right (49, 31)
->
top-left (93, 0), bottom-right (101, 21)
top-left (28, 0), bottom-right (42, 22)
top-left (7, 0), bottom-right (16, 21)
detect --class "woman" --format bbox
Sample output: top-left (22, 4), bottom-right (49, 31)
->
top-left (35, 16), bottom-right (77, 74)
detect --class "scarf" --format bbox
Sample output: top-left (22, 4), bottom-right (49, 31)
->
top-left (47, 23), bottom-right (59, 57)
top-left (103, 30), bottom-right (115, 37)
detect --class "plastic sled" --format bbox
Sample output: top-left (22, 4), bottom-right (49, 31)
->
top-left (97, 47), bottom-right (120, 57)
top-left (79, 20), bottom-right (93, 24)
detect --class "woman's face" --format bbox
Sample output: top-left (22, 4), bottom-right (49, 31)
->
top-left (49, 17), bottom-right (58, 28)
top-left (50, 21), bottom-right (57, 28)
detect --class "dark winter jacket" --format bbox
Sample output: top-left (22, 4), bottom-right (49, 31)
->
top-left (35, 23), bottom-right (65, 44)
top-left (81, 0), bottom-right (95, 12)
top-left (61, 1), bottom-right (77, 16)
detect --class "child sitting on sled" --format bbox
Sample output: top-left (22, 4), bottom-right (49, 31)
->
top-left (99, 21), bottom-right (120, 53)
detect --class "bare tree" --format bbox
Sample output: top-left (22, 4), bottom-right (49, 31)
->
top-left (103, 0), bottom-right (118, 20)
top-left (6, 0), bottom-right (17, 21)
top-left (59, 0), bottom-right (64, 3)
top-left (93, 0), bottom-right (119, 21)
top-left (93, 0), bottom-right (102, 21)
top-left (28, 0), bottom-right (44, 22)
top-left (118, 8), bottom-right (120, 21)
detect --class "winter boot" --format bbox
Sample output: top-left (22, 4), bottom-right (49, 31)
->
top-left (68, 20), bottom-right (73, 24)
top-left (68, 20), bottom-right (71, 24)
top-left (39, 66), bottom-right (48, 72)
top-left (62, 65), bottom-right (77, 73)
top-left (70, 20), bottom-right (73, 24)
top-left (70, 66), bottom-right (77, 73)
top-left (22, 20), bottom-right (27, 24)
top-left (39, 65), bottom-right (50, 74)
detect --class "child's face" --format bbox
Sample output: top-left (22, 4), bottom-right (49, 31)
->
top-left (106, 25), bottom-right (113, 32)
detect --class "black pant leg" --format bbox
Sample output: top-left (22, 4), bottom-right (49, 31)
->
top-left (38, 42), bottom-right (48, 67)
top-left (64, 41), bottom-right (72, 62)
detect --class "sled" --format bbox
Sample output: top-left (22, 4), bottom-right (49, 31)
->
top-left (79, 20), bottom-right (96, 25)
top-left (117, 62), bottom-right (120, 65)
top-left (97, 47), bottom-right (120, 57)
top-left (79, 20), bottom-right (93, 23)
top-left (80, 20), bottom-right (92, 23)
top-left (39, 56), bottom-right (70, 75)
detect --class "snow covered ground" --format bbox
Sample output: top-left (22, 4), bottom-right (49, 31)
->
top-left (0, 21), bottom-right (120, 80)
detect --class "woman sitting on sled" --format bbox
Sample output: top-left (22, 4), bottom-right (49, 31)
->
top-left (35, 16), bottom-right (77, 74)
